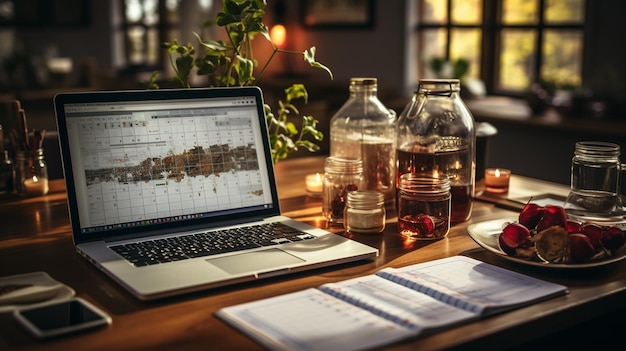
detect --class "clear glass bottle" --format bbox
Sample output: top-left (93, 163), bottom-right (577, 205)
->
top-left (344, 190), bottom-right (386, 234)
top-left (15, 148), bottom-right (49, 197)
top-left (396, 79), bottom-right (476, 223)
top-left (322, 157), bottom-right (363, 224)
top-left (330, 78), bottom-right (396, 206)
top-left (564, 141), bottom-right (625, 220)
top-left (397, 174), bottom-right (451, 240)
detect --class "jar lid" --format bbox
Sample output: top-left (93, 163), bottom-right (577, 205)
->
top-left (416, 79), bottom-right (460, 94)
top-left (347, 190), bottom-right (384, 208)
top-left (324, 156), bottom-right (363, 174)
top-left (399, 173), bottom-right (450, 193)
top-left (350, 78), bottom-right (377, 86)
top-left (574, 141), bottom-right (620, 158)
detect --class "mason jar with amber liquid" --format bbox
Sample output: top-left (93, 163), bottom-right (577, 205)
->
top-left (396, 79), bottom-right (476, 223)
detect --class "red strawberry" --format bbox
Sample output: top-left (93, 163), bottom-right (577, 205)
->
top-left (518, 203), bottom-right (545, 230)
top-left (569, 233), bottom-right (596, 262)
top-left (601, 226), bottom-right (626, 250)
top-left (499, 222), bottom-right (532, 255)
top-left (580, 223), bottom-right (603, 249)
top-left (536, 205), bottom-right (567, 233)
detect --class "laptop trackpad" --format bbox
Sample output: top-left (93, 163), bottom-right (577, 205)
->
top-left (206, 248), bottom-right (304, 275)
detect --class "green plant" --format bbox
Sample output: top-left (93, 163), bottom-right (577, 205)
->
top-left (428, 57), bottom-right (469, 79)
top-left (149, 0), bottom-right (333, 164)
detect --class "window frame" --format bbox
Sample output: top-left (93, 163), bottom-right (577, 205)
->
top-left (117, 0), bottom-right (176, 74)
top-left (415, 0), bottom-right (587, 97)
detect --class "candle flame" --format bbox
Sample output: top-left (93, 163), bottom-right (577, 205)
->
top-left (495, 169), bottom-right (501, 177)
top-left (315, 172), bottom-right (321, 182)
top-left (32, 175), bottom-right (39, 183)
top-left (270, 24), bottom-right (287, 49)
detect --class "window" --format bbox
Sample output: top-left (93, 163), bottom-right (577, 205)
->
top-left (415, 0), bottom-right (586, 94)
top-left (115, 0), bottom-right (215, 72)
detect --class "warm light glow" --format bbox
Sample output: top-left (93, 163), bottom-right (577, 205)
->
top-left (305, 173), bottom-right (323, 194)
top-left (270, 24), bottom-right (287, 49)
top-left (485, 168), bottom-right (511, 194)
top-left (32, 176), bottom-right (39, 183)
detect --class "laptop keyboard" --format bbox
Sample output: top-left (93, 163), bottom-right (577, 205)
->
top-left (110, 223), bottom-right (316, 267)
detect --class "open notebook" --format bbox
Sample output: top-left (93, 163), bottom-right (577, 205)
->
top-left (53, 87), bottom-right (377, 300)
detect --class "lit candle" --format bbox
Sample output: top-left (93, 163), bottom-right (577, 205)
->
top-left (305, 173), bottom-right (323, 196)
top-left (484, 168), bottom-right (511, 194)
top-left (22, 175), bottom-right (49, 196)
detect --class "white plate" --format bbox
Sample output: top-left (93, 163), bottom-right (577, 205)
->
top-left (467, 217), bottom-right (626, 269)
top-left (0, 272), bottom-right (75, 313)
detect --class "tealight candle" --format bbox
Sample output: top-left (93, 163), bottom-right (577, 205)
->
top-left (305, 173), bottom-right (324, 196)
top-left (485, 168), bottom-right (511, 194)
top-left (22, 175), bottom-right (49, 196)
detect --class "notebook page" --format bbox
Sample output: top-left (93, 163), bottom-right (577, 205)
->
top-left (377, 256), bottom-right (568, 315)
top-left (319, 274), bottom-right (478, 332)
top-left (216, 288), bottom-right (415, 351)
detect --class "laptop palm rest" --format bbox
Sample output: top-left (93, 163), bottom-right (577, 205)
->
top-left (206, 248), bottom-right (304, 275)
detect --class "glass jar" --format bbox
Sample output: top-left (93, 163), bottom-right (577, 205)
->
top-left (0, 150), bottom-right (13, 195)
top-left (396, 79), bottom-right (475, 223)
top-left (397, 174), bottom-right (451, 240)
top-left (344, 190), bottom-right (386, 234)
top-left (564, 141), bottom-right (625, 220)
top-left (322, 157), bottom-right (363, 224)
top-left (15, 148), bottom-right (49, 197)
top-left (329, 78), bottom-right (396, 206)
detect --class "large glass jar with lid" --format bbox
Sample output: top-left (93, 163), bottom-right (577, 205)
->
top-left (396, 79), bottom-right (476, 223)
top-left (329, 77), bottom-right (396, 205)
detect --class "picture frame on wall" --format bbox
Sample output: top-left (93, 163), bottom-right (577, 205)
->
top-left (0, 0), bottom-right (90, 27)
top-left (301, 0), bottom-right (375, 29)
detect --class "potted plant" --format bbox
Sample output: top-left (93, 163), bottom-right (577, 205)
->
top-left (149, 0), bottom-right (333, 163)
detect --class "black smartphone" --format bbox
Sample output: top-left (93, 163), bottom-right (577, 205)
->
top-left (13, 297), bottom-right (111, 339)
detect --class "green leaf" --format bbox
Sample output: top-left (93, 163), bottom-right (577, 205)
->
top-left (194, 33), bottom-right (229, 52)
top-left (235, 55), bottom-right (254, 85)
top-left (175, 55), bottom-right (194, 86)
top-left (284, 121), bottom-right (298, 136)
top-left (285, 84), bottom-right (308, 103)
top-left (303, 47), bottom-right (333, 79)
top-left (296, 140), bottom-right (320, 152)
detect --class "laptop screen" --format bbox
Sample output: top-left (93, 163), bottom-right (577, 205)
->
top-left (54, 87), bottom-right (280, 242)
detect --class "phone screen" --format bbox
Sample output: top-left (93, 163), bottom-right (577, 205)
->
top-left (14, 298), bottom-right (110, 338)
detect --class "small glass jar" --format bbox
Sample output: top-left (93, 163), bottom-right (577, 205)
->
top-left (397, 173), bottom-right (451, 240)
top-left (344, 190), bottom-right (386, 234)
top-left (322, 157), bottom-right (363, 224)
top-left (564, 141), bottom-right (625, 219)
top-left (15, 148), bottom-right (49, 197)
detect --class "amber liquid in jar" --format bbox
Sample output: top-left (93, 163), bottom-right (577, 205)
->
top-left (396, 148), bottom-right (472, 223)
top-left (397, 174), bottom-right (451, 240)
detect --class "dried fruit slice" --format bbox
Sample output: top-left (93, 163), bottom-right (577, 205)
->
top-left (532, 225), bottom-right (569, 263)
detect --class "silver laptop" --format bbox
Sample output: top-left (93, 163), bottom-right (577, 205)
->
top-left (53, 87), bottom-right (378, 300)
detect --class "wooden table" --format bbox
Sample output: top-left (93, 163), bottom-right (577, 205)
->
top-left (1, 155), bottom-right (625, 350)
